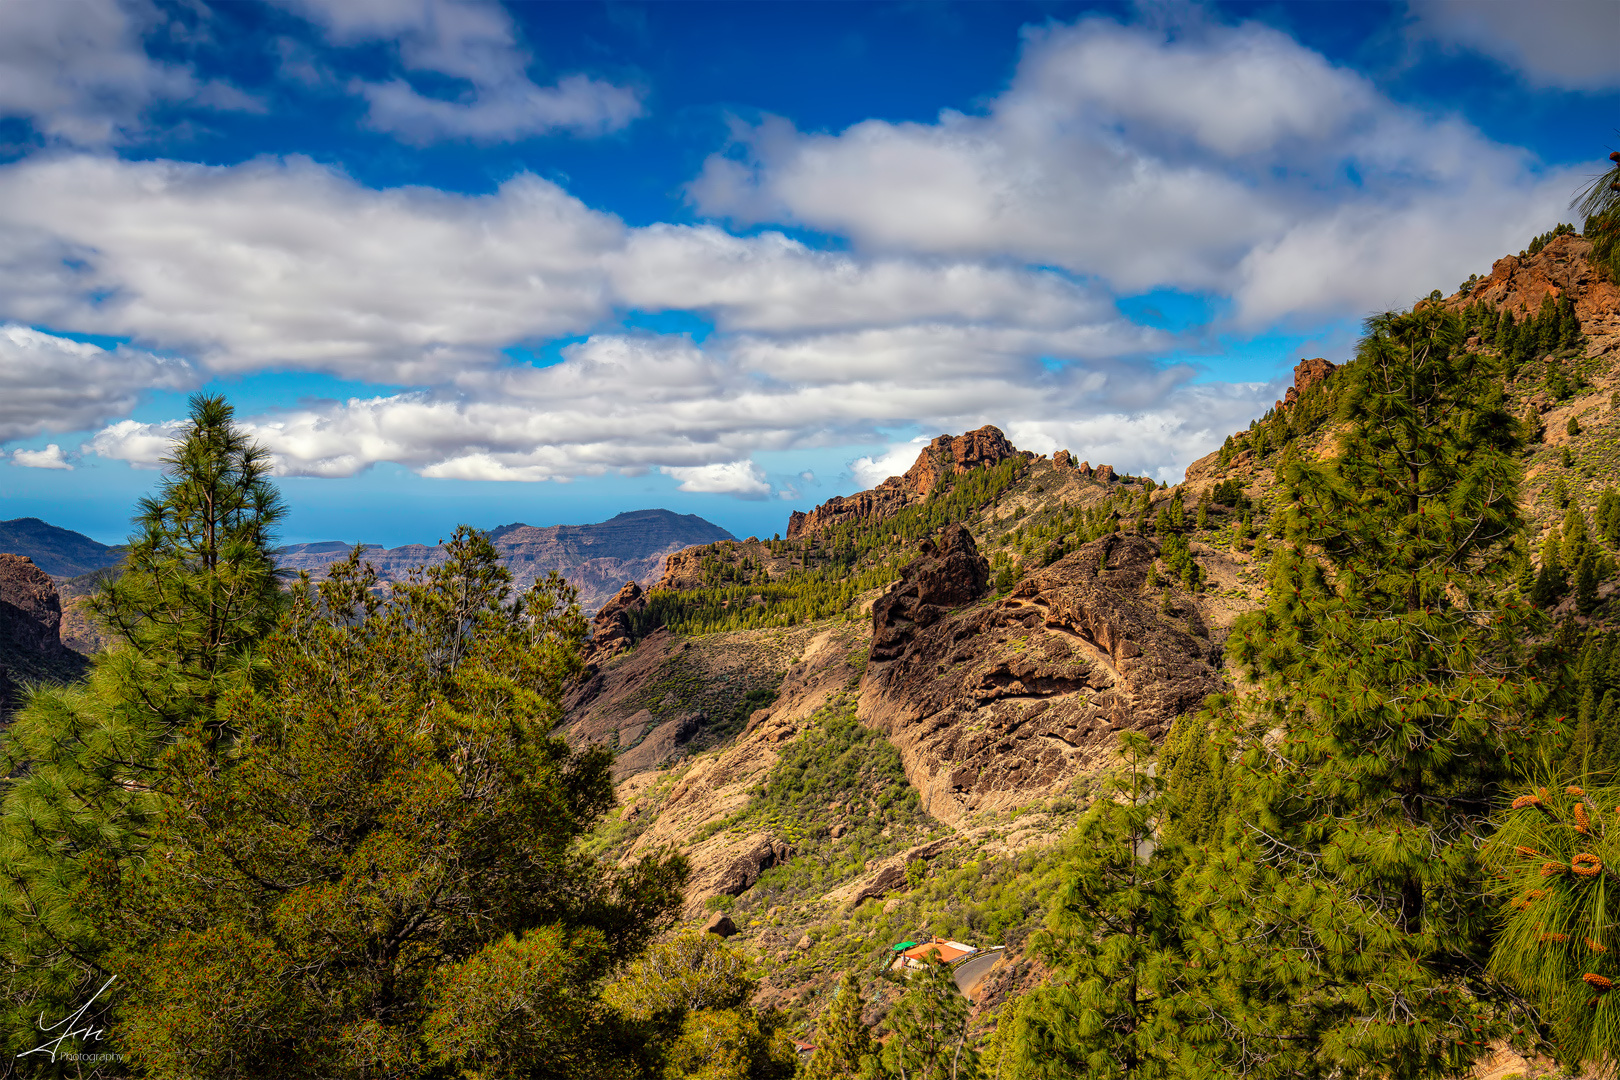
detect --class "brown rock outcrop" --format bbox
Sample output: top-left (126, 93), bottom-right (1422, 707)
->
top-left (860, 534), bottom-right (1222, 826)
top-left (589, 580), bottom-right (645, 661)
top-left (870, 524), bottom-right (991, 664)
top-left (1275, 357), bottom-right (1337, 410)
top-left (1459, 233), bottom-right (1620, 330)
top-left (1092, 464), bottom-right (1116, 484)
top-left (1052, 450), bottom-right (1073, 469)
top-left (787, 426), bottom-right (1028, 539)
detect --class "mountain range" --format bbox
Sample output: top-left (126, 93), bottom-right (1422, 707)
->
top-left (274, 508), bottom-right (734, 614)
top-left (0, 518), bottom-right (122, 578)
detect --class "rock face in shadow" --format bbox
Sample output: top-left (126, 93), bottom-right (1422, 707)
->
top-left (859, 534), bottom-right (1222, 826)
top-left (870, 524), bottom-right (991, 664)
top-left (0, 555), bottom-right (89, 716)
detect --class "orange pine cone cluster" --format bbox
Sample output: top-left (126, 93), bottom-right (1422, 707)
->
top-left (1542, 861), bottom-right (1568, 877)
top-left (1588, 938), bottom-right (1609, 954)
top-left (1583, 973), bottom-right (1612, 991)
top-left (1567, 786), bottom-right (1586, 796)
top-left (1541, 931), bottom-right (1572, 944)
top-left (1575, 803), bottom-right (1592, 833)
top-left (1512, 793), bottom-right (1543, 810)
top-left (1515, 845), bottom-right (1541, 857)
top-left (1573, 853), bottom-right (1604, 877)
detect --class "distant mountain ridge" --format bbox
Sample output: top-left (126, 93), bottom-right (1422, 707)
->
top-left (0, 518), bottom-right (122, 579)
top-left (277, 509), bottom-right (735, 614)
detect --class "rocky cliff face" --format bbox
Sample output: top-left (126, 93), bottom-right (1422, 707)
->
top-left (277, 508), bottom-right (733, 614)
top-left (0, 554), bottom-right (89, 715)
top-left (859, 530), bottom-right (1222, 826)
top-left (1460, 233), bottom-right (1620, 333)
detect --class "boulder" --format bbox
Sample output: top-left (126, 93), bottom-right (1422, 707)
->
top-left (703, 912), bottom-right (738, 938)
top-left (1052, 449), bottom-right (1073, 469)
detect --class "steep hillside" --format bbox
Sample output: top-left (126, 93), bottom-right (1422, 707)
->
top-left (277, 508), bottom-right (734, 614)
top-left (556, 227), bottom-right (1620, 1055)
top-left (0, 518), bottom-right (121, 579)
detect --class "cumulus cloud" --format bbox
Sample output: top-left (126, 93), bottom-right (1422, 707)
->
top-left (0, 154), bottom-right (1156, 383)
top-left (0, 0), bottom-right (252, 144)
top-left (11, 444), bottom-right (72, 470)
top-left (689, 16), bottom-right (1577, 325)
top-left (0, 324), bottom-right (196, 442)
top-left (0, 155), bottom-right (625, 382)
top-left (81, 328), bottom-right (1277, 494)
top-left (84, 418), bottom-right (187, 469)
top-left (610, 224), bottom-right (1120, 335)
top-left (660, 461), bottom-right (772, 499)
top-left (1410, 0), bottom-right (1620, 91)
top-left (276, 0), bottom-right (643, 141)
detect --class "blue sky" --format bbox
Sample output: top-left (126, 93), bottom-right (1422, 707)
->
top-left (0, 0), bottom-right (1615, 546)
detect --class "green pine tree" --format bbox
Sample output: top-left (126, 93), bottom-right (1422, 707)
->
top-left (997, 733), bottom-right (1194, 1079)
top-left (1182, 304), bottom-right (1546, 1076)
top-left (1564, 505), bottom-right (1592, 571)
top-left (0, 394), bottom-right (288, 1059)
top-left (881, 955), bottom-right (977, 1080)
top-left (93, 533), bottom-right (690, 1078)
top-left (1485, 780), bottom-right (1620, 1071)
top-left (90, 393), bottom-right (286, 735)
top-left (804, 973), bottom-right (881, 1080)
top-left (1577, 552), bottom-right (1600, 614)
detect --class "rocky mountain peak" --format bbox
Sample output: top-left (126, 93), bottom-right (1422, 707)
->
top-left (787, 425), bottom-right (1029, 540)
top-left (1276, 357), bottom-right (1337, 411)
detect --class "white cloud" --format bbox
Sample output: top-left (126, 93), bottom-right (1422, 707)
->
top-left (84, 418), bottom-right (187, 469)
top-left (277, 0), bottom-right (643, 141)
top-left (0, 154), bottom-right (1161, 384)
top-left (688, 16), bottom-right (1580, 325)
top-left (11, 444), bottom-right (72, 470)
top-left (78, 327), bottom-right (1276, 495)
top-left (1411, 0), bottom-right (1620, 91)
top-left (609, 224), bottom-right (1119, 335)
top-left (0, 155), bottom-right (624, 382)
top-left (660, 461), bottom-right (771, 499)
top-left (0, 324), bottom-right (196, 442)
top-left (0, 0), bottom-right (252, 144)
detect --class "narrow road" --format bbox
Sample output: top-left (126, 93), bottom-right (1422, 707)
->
top-left (952, 947), bottom-right (1006, 1000)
